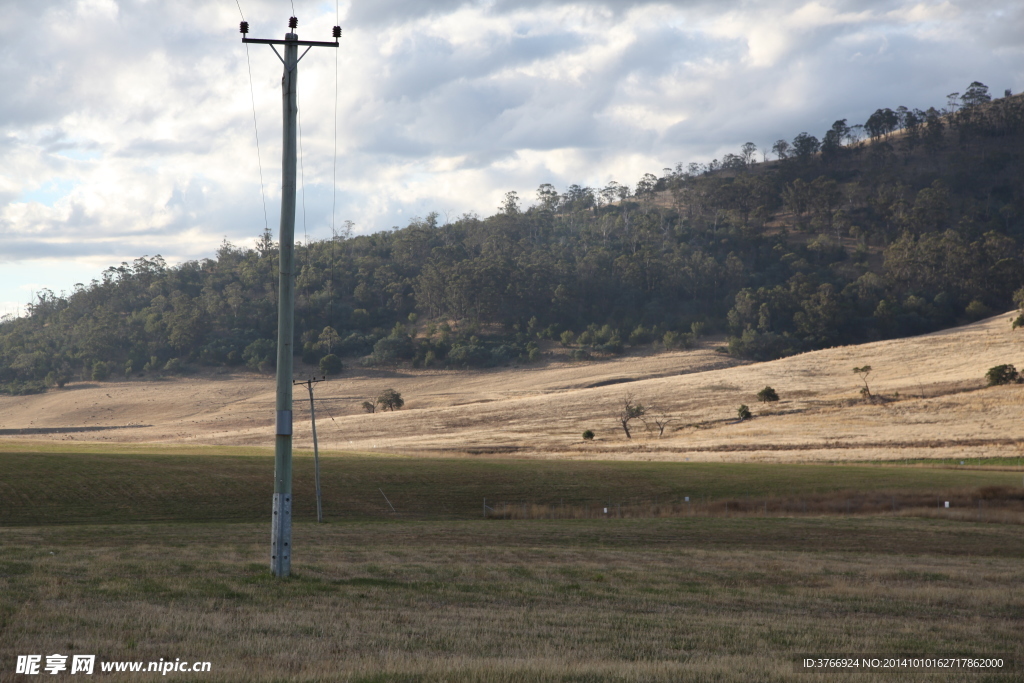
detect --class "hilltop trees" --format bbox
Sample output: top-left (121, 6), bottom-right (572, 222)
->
top-left (2, 82), bottom-right (1023, 394)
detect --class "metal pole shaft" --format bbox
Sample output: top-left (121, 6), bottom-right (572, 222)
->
top-left (308, 381), bottom-right (323, 523)
top-left (271, 31), bottom-right (299, 578)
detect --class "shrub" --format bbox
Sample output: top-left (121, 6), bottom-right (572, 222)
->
top-left (628, 325), bottom-right (653, 346)
top-left (560, 330), bottom-right (576, 346)
top-left (737, 404), bottom-right (752, 421)
top-left (965, 299), bottom-right (994, 321)
top-left (597, 334), bottom-right (624, 355)
top-left (490, 344), bottom-right (517, 365)
top-left (582, 429), bottom-right (595, 441)
top-left (986, 364), bottom-right (1020, 386)
top-left (91, 361), bottom-right (111, 381)
top-left (757, 386), bottom-right (779, 403)
top-left (341, 332), bottom-right (374, 356)
top-left (301, 342), bottom-right (322, 366)
top-left (45, 371), bottom-right (70, 388)
top-left (662, 331), bottom-right (694, 350)
top-left (571, 349), bottom-right (591, 362)
top-left (319, 354), bottom-right (343, 376)
top-left (162, 358), bottom-right (183, 374)
top-left (527, 347), bottom-right (542, 362)
top-left (371, 335), bottom-right (415, 364)
top-left (447, 343), bottom-right (494, 368)
top-left (243, 339), bottom-right (276, 372)
top-left (728, 329), bottom-right (800, 361)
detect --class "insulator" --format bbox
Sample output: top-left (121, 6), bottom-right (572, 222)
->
top-left (239, 21), bottom-right (249, 35)
top-left (332, 25), bottom-right (342, 38)
top-left (288, 16), bottom-right (298, 29)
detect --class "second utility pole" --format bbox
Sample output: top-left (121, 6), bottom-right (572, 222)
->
top-left (242, 16), bottom-right (340, 579)
top-left (295, 376), bottom-right (326, 523)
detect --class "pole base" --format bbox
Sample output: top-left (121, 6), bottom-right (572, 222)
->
top-left (270, 492), bottom-right (292, 577)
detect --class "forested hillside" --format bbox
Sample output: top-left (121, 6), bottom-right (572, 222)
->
top-left (2, 82), bottom-right (1024, 394)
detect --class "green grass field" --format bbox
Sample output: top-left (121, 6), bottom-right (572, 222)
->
top-left (2, 447), bottom-right (1023, 681)
top-left (2, 449), bottom-right (1022, 526)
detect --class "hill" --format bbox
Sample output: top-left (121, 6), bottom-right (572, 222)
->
top-left (2, 81), bottom-right (1023, 395)
top-left (2, 311), bottom-right (1021, 462)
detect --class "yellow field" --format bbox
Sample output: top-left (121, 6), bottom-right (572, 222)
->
top-left (1, 312), bottom-right (1022, 462)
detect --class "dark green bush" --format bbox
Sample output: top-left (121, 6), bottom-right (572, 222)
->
top-left (91, 361), bottom-right (111, 381)
top-left (319, 354), bottom-right (343, 376)
top-left (986, 364), bottom-right (1020, 386)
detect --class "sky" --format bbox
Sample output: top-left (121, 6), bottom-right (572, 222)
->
top-left (1, 0), bottom-right (1022, 316)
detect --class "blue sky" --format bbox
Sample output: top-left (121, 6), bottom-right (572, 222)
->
top-left (2, 0), bottom-right (1022, 316)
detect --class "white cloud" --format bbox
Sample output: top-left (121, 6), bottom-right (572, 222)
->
top-left (0, 0), bottom-right (1022, 309)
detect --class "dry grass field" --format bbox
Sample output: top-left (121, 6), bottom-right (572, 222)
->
top-left (2, 519), bottom-right (1022, 682)
top-left (1, 312), bottom-right (1022, 463)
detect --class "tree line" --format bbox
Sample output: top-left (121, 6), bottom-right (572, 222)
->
top-left (1, 82), bottom-right (1023, 393)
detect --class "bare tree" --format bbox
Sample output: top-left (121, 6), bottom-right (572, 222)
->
top-left (643, 408), bottom-right (677, 438)
top-left (853, 366), bottom-right (872, 398)
top-left (618, 392), bottom-right (645, 439)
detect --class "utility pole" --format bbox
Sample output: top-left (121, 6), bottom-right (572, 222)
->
top-left (295, 376), bottom-right (326, 523)
top-left (241, 16), bottom-right (340, 578)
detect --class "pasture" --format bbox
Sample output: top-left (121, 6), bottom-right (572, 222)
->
top-left (2, 448), bottom-right (1023, 681)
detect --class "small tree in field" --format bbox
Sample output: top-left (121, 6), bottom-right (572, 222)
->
top-left (757, 386), bottom-right (779, 403)
top-left (376, 388), bottom-right (404, 411)
top-left (737, 404), bottom-right (752, 421)
top-left (618, 392), bottom-right (645, 439)
top-left (582, 429), bottom-right (595, 441)
top-left (986, 364), bottom-right (1020, 386)
top-left (853, 365), bottom-right (872, 397)
top-left (643, 408), bottom-right (677, 438)
top-left (362, 400), bottom-right (376, 413)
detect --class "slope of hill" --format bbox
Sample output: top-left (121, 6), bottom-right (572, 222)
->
top-left (2, 312), bottom-right (1021, 463)
top-left (2, 84), bottom-right (1023, 396)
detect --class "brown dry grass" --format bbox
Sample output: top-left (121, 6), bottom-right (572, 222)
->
top-left (2, 519), bottom-right (1022, 682)
top-left (2, 313), bottom-right (1023, 463)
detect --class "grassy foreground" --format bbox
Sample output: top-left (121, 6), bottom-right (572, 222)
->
top-left (2, 450), bottom-right (1022, 681)
top-left (1, 519), bottom-right (1022, 682)
top-left (1, 450), bottom-right (1022, 525)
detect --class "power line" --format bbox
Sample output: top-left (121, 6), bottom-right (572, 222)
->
top-left (235, 0), bottom-right (270, 235)
top-left (332, 0), bottom-right (339, 239)
top-left (330, 0), bottom-right (340, 327)
top-left (297, 76), bottom-right (311, 338)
